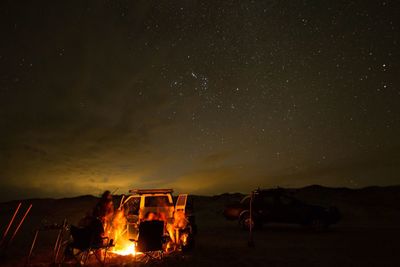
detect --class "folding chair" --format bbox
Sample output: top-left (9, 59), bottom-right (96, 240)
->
top-left (64, 218), bottom-right (113, 266)
top-left (26, 219), bottom-right (69, 266)
top-left (134, 220), bottom-right (165, 262)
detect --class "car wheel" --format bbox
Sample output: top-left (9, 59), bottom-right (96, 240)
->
top-left (311, 217), bottom-right (328, 231)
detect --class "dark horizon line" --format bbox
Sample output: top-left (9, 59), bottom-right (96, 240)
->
top-left (1, 183), bottom-right (400, 204)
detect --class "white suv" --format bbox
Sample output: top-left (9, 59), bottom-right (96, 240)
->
top-left (120, 189), bottom-right (195, 251)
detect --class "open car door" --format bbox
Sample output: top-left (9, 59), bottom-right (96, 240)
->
top-left (175, 194), bottom-right (188, 213)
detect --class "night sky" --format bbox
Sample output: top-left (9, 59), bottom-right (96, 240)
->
top-left (0, 0), bottom-right (399, 201)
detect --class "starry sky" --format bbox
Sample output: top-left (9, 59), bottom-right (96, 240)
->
top-left (0, 0), bottom-right (399, 201)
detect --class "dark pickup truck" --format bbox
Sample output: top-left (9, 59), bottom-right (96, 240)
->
top-left (223, 188), bottom-right (340, 229)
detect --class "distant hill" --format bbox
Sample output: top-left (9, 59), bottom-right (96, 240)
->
top-left (1, 185), bottom-right (399, 232)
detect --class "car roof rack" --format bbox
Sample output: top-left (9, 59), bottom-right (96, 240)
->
top-left (129, 189), bottom-right (173, 195)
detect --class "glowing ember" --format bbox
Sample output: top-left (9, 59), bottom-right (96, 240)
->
top-left (112, 242), bottom-right (137, 256)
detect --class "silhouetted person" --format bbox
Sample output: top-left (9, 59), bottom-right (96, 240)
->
top-left (93, 190), bottom-right (114, 234)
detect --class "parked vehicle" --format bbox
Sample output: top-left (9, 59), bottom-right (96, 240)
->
top-left (223, 188), bottom-right (340, 230)
top-left (120, 189), bottom-right (196, 251)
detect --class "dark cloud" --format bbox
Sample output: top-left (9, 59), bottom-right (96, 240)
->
top-left (0, 1), bottom-right (399, 201)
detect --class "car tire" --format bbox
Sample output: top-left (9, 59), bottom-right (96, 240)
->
top-left (311, 217), bottom-right (328, 231)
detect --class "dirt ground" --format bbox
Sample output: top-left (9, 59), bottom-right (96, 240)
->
top-left (1, 187), bottom-right (399, 266)
top-left (187, 224), bottom-right (400, 267)
top-left (106, 224), bottom-right (400, 267)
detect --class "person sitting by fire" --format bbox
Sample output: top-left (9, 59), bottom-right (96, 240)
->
top-left (145, 212), bottom-right (158, 221)
top-left (93, 190), bottom-right (114, 234)
top-left (166, 210), bottom-right (189, 245)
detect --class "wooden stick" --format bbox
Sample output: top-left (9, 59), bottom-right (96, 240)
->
top-left (9, 204), bottom-right (32, 244)
top-left (119, 195), bottom-right (125, 210)
top-left (26, 229), bottom-right (39, 266)
top-left (53, 218), bottom-right (67, 264)
top-left (0, 202), bottom-right (21, 246)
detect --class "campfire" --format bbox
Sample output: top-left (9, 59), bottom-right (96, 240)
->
top-left (106, 209), bottom-right (140, 257)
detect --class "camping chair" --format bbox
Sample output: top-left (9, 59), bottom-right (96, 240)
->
top-left (64, 218), bottom-right (114, 266)
top-left (133, 220), bottom-right (165, 262)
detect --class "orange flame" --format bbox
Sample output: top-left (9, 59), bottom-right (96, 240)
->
top-left (112, 241), bottom-right (138, 256)
top-left (108, 209), bottom-right (140, 256)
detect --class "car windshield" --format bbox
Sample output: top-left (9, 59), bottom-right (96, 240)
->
top-left (144, 196), bottom-right (172, 207)
top-left (126, 197), bottom-right (140, 215)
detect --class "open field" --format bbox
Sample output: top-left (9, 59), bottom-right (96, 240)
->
top-left (1, 186), bottom-right (400, 266)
